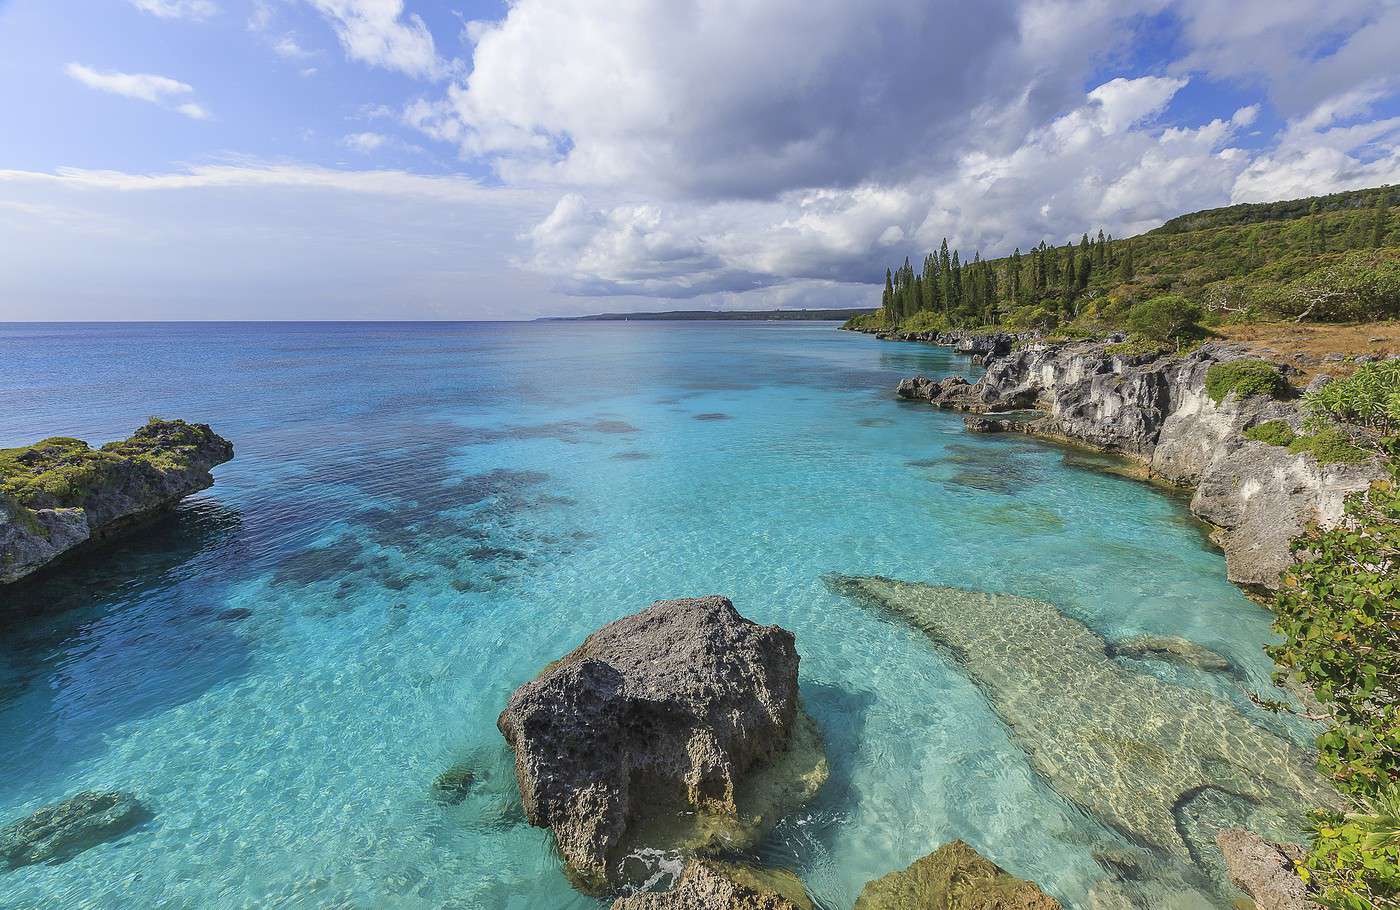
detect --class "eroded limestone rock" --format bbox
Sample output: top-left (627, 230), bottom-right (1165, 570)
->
top-left (1106, 634), bottom-right (1233, 674)
top-left (497, 595), bottom-right (826, 892)
top-left (1216, 828), bottom-right (1312, 910)
top-left (0, 790), bottom-right (149, 869)
top-left (854, 840), bottom-right (1061, 909)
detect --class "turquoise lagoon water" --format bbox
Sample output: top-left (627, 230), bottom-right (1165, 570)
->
top-left (0, 322), bottom-right (1311, 909)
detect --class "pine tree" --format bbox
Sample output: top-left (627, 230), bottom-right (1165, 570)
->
top-left (1095, 229), bottom-right (1106, 271)
top-left (1119, 239), bottom-right (1135, 282)
top-left (1077, 233), bottom-right (1092, 291)
top-left (1374, 189), bottom-right (1393, 248)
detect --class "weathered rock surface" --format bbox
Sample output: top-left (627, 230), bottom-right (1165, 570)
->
top-left (1216, 828), bottom-right (1312, 910)
top-left (896, 341), bottom-right (1383, 588)
top-left (612, 860), bottom-right (813, 910)
top-left (497, 596), bottom-right (826, 892)
top-left (1, 419), bottom-right (234, 585)
top-left (854, 840), bottom-right (1061, 910)
top-left (828, 575), bottom-right (1338, 903)
top-left (0, 790), bottom-right (149, 868)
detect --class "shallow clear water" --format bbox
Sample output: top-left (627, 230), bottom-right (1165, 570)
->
top-left (0, 322), bottom-right (1309, 909)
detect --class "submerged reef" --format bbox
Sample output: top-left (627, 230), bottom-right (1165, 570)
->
top-left (0, 419), bottom-right (233, 585)
top-left (0, 790), bottom-right (150, 869)
top-left (611, 859), bottom-right (814, 910)
top-left (497, 595), bottom-right (827, 894)
top-left (826, 575), bottom-right (1337, 904)
top-left (854, 840), bottom-right (1060, 910)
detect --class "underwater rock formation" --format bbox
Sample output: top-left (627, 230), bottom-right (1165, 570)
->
top-left (1105, 635), bottom-right (1233, 674)
top-left (497, 595), bottom-right (827, 893)
top-left (895, 341), bottom-right (1382, 588)
top-left (1216, 828), bottom-right (1312, 910)
top-left (0, 790), bottom-right (149, 869)
top-left (1, 419), bottom-right (233, 585)
top-left (827, 575), bottom-right (1337, 900)
top-left (854, 840), bottom-right (1060, 910)
top-left (611, 859), bottom-right (813, 910)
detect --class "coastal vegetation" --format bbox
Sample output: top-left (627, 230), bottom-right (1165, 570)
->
top-left (855, 185), bottom-right (1399, 340)
top-left (1204, 359), bottom-right (1287, 404)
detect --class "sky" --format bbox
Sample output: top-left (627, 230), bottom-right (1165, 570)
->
top-left (0, 0), bottom-right (1398, 320)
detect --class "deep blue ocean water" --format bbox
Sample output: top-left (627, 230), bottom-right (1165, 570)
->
top-left (0, 322), bottom-right (1308, 909)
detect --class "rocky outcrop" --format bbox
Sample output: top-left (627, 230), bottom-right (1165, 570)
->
top-left (1, 419), bottom-right (234, 585)
top-left (897, 341), bottom-right (1384, 588)
top-left (828, 575), bottom-right (1338, 904)
top-left (1216, 828), bottom-right (1312, 910)
top-left (612, 860), bottom-right (813, 910)
top-left (497, 596), bottom-right (827, 893)
top-left (854, 840), bottom-right (1061, 910)
top-left (1105, 634), bottom-right (1233, 673)
top-left (1, 790), bottom-right (150, 868)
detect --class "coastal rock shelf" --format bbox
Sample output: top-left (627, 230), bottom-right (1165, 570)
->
top-left (895, 340), bottom-right (1383, 588)
top-left (854, 840), bottom-right (1060, 910)
top-left (611, 860), bottom-right (814, 910)
top-left (0, 418), bottom-right (234, 585)
top-left (827, 574), bottom-right (1337, 906)
top-left (497, 595), bottom-right (827, 894)
top-left (0, 791), bottom-right (149, 870)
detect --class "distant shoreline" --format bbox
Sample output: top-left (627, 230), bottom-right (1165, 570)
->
top-left (537, 308), bottom-right (878, 322)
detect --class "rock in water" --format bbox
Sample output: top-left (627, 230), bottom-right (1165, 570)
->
top-left (1105, 634), bottom-right (1233, 673)
top-left (1, 419), bottom-right (234, 584)
top-left (854, 840), bottom-right (1061, 909)
top-left (1216, 829), bottom-right (1311, 910)
top-left (827, 575), bottom-right (1337, 900)
top-left (497, 595), bottom-right (826, 892)
top-left (612, 859), bottom-right (813, 910)
top-left (0, 791), bottom-right (149, 869)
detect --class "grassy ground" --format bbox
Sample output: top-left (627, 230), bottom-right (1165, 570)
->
top-left (1215, 321), bottom-right (1400, 381)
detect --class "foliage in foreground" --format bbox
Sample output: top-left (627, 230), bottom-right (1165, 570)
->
top-left (1306, 360), bottom-right (1400, 435)
top-left (1270, 450), bottom-right (1400, 907)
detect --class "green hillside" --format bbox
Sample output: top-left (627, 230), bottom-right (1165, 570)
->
top-left (853, 185), bottom-right (1399, 339)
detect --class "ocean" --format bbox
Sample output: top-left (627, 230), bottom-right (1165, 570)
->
top-left (0, 321), bottom-right (1313, 909)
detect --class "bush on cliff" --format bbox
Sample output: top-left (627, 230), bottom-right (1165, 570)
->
top-left (895, 310), bottom-right (950, 334)
top-left (1125, 295), bottom-right (1205, 347)
top-left (1287, 428), bottom-right (1373, 465)
top-left (1270, 452), bottom-right (1400, 907)
top-left (1244, 420), bottom-right (1297, 447)
top-left (1205, 359), bottom-right (1288, 404)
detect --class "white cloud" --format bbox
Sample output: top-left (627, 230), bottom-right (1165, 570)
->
top-left (342, 132), bottom-right (387, 153)
top-left (273, 34), bottom-right (316, 60)
top-left (65, 63), bottom-right (194, 103)
top-left (66, 63), bottom-right (213, 120)
top-left (305, 0), bottom-right (449, 80)
top-left (128, 0), bottom-right (218, 20)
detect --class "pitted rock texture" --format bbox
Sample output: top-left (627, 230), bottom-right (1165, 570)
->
top-left (1216, 828), bottom-right (1312, 910)
top-left (611, 860), bottom-right (813, 910)
top-left (0, 790), bottom-right (150, 869)
top-left (498, 596), bottom-right (810, 892)
top-left (897, 341), bottom-right (1383, 589)
top-left (1, 419), bottom-right (234, 585)
top-left (854, 840), bottom-right (1061, 910)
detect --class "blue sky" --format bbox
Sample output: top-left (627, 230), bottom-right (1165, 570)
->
top-left (1, 0), bottom-right (1398, 320)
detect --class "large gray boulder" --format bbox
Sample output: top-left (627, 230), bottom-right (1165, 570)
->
top-left (498, 596), bottom-right (825, 893)
top-left (1, 419), bottom-right (234, 585)
top-left (1216, 828), bottom-right (1312, 910)
top-left (1, 790), bottom-right (149, 868)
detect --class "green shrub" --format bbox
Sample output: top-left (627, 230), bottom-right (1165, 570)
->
top-left (1271, 456), bottom-right (1400, 906)
top-left (1205, 359), bottom-right (1288, 404)
top-left (1245, 420), bottom-right (1297, 447)
top-left (1125, 295), bottom-right (1204, 346)
top-left (896, 310), bottom-right (950, 334)
top-left (843, 309), bottom-right (887, 331)
top-left (1288, 427), bottom-right (1373, 465)
top-left (1305, 360), bottom-right (1400, 434)
top-left (1281, 250), bottom-right (1400, 322)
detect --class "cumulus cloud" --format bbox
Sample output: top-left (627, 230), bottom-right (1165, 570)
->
top-left (305, 0), bottom-right (450, 80)
top-left (65, 63), bottom-right (212, 119)
top-left (128, 0), bottom-right (218, 20)
top-left (342, 131), bottom-right (387, 153)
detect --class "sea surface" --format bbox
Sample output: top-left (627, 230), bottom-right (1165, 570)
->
top-left (0, 322), bottom-right (1313, 909)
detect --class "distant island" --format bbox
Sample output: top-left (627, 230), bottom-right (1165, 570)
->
top-left (539, 307), bottom-right (877, 322)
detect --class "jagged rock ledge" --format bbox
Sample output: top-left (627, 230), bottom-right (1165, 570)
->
top-left (897, 340), bottom-right (1385, 590)
top-left (1, 418), bottom-right (234, 586)
top-left (497, 595), bottom-right (827, 895)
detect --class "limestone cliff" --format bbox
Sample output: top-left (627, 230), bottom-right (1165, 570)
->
top-left (897, 340), bottom-right (1383, 589)
top-left (1, 418), bottom-right (234, 585)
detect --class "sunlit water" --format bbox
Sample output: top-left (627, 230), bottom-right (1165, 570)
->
top-left (0, 322), bottom-right (1312, 909)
